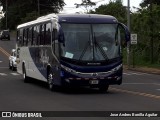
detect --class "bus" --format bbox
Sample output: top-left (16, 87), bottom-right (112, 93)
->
top-left (16, 13), bottom-right (130, 92)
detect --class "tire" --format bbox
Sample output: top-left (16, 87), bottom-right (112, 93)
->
top-left (23, 64), bottom-right (29, 83)
top-left (98, 85), bottom-right (109, 93)
top-left (47, 70), bottom-right (55, 91)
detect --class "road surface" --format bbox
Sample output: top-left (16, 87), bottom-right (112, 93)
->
top-left (0, 35), bottom-right (160, 120)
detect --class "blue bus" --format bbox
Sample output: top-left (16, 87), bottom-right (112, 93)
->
top-left (16, 14), bottom-right (130, 92)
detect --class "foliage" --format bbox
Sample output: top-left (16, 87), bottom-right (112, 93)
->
top-left (75, 0), bottom-right (96, 13)
top-left (140, 0), bottom-right (160, 8)
top-left (0, 0), bottom-right (65, 30)
top-left (90, 0), bottom-right (127, 24)
top-left (91, 0), bottom-right (160, 66)
top-left (131, 1), bottom-right (160, 64)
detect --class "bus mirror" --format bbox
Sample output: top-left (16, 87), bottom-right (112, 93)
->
top-left (118, 23), bottom-right (130, 47)
top-left (58, 25), bottom-right (65, 46)
top-left (58, 34), bottom-right (65, 46)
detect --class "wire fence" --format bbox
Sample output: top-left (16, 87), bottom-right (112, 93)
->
top-left (123, 40), bottom-right (160, 68)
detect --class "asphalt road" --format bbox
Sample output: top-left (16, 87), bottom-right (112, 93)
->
top-left (0, 36), bottom-right (160, 120)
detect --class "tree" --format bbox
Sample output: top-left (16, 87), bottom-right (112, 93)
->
top-left (75, 0), bottom-right (96, 13)
top-left (91, 0), bottom-right (160, 65)
top-left (91, 0), bottom-right (127, 24)
top-left (0, 0), bottom-right (65, 30)
top-left (130, 0), bottom-right (160, 64)
top-left (140, 0), bottom-right (160, 8)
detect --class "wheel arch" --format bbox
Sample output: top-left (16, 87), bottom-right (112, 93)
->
top-left (22, 61), bottom-right (26, 73)
top-left (47, 64), bottom-right (51, 77)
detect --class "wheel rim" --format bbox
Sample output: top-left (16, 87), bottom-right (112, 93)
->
top-left (23, 72), bottom-right (26, 79)
top-left (48, 73), bottom-right (53, 89)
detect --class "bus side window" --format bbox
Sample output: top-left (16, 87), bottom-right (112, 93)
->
top-left (22, 29), bottom-right (25, 46)
top-left (53, 28), bottom-right (58, 40)
top-left (46, 23), bottom-right (51, 45)
top-left (32, 26), bottom-right (37, 46)
top-left (28, 27), bottom-right (33, 46)
top-left (36, 25), bottom-right (40, 46)
top-left (33, 26), bottom-right (40, 46)
top-left (26, 28), bottom-right (29, 46)
top-left (39, 25), bottom-right (42, 45)
top-left (53, 29), bottom-right (59, 58)
top-left (17, 30), bottom-right (20, 47)
top-left (19, 29), bottom-right (23, 46)
top-left (23, 28), bottom-right (28, 46)
top-left (41, 24), bottom-right (46, 45)
top-left (52, 28), bottom-right (57, 53)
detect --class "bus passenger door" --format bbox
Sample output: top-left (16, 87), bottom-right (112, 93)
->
top-left (50, 27), bottom-right (61, 85)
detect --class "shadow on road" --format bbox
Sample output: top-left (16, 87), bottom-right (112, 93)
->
top-left (22, 78), bottom-right (118, 95)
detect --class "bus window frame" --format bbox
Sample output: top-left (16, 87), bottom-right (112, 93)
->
top-left (26, 28), bottom-right (29, 46)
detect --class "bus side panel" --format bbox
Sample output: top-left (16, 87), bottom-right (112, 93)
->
top-left (17, 47), bottom-right (29, 75)
top-left (28, 46), bottom-right (61, 85)
top-left (28, 47), bottom-right (47, 81)
top-left (50, 60), bottom-right (61, 86)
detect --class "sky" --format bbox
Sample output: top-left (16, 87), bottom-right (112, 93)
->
top-left (62, 0), bottom-right (143, 13)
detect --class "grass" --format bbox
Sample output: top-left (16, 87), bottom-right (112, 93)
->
top-left (122, 48), bottom-right (160, 69)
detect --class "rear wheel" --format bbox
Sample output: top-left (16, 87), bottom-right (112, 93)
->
top-left (23, 64), bottom-right (29, 83)
top-left (47, 70), bottom-right (55, 91)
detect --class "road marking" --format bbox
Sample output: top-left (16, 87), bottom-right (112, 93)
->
top-left (0, 47), bottom-right (10, 57)
top-left (0, 61), bottom-right (2, 63)
top-left (123, 72), bottom-right (149, 76)
top-left (110, 87), bottom-right (160, 100)
top-left (156, 89), bottom-right (160, 91)
top-left (0, 72), bottom-right (20, 76)
top-left (123, 83), bottom-right (151, 85)
top-left (123, 83), bottom-right (160, 86)
top-left (10, 73), bottom-right (20, 76)
top-left (123, 73), bottom-right (132, 75)
top-left (0, 73), bottom-right (7, 76)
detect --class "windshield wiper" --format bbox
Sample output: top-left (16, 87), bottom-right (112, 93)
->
top-left (93, 33), bottom-right (109, 61)
top-left (115, 24), bottom-right (119, 46)
top-left (79, 41), bottom-right (90, 61)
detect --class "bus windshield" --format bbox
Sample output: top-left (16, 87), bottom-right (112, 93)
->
top-left (60, 23), bottom-right (120, 61)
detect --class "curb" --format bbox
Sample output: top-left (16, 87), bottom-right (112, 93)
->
top-left (123, 66), bottom-right (160, 75)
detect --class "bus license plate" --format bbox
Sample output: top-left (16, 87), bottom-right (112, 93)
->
top-left (90, 80), bottom-right (99, 84)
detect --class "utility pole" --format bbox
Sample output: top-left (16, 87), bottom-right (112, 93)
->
top-left (127, 0), bottom-right (130, 68)
top-left (6, 0), bottom-right (8, 29)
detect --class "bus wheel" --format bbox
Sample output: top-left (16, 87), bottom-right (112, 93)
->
top-left (23, 64), bottom-right (29, 83)
top-left (98, 85), bottom-right (109, 93)
top-left (47, 71), bottom-right (54, 91)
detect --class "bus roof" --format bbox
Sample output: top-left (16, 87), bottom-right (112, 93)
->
top-left (17, 13), bottom-right (118, 29)
top-left (17, 14), bottom-right (58, 29)
top-left (58, 14), bottom-right (118, 24)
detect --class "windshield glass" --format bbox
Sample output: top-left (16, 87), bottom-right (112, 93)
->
top-left (60, 23), bottom-right (120, 61)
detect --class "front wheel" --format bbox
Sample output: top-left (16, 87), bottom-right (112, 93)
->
top-left (98, 85), bottom-right (109, 93)
top-left (47, 70), bottom-right (55, 91)
top-left (23, 64), bottom-right (29, 83)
